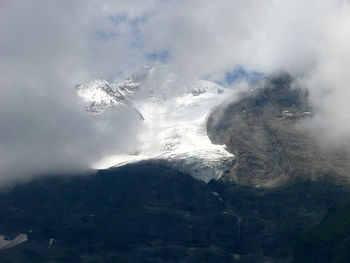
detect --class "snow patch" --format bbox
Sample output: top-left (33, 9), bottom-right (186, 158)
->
top-left (0, 234), bottom-right (27, 250)
top-left (48, 238), bottom-right (55, 249)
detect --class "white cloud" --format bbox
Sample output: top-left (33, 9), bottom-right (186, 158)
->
top-left (1, 0), bottom-right (350, 184)
top-left (138, 0), bottom-right (350, 147)
top-left (297, 1), bottom-right (350, 146)
top-left (0, 0), bottom-right (146, 185)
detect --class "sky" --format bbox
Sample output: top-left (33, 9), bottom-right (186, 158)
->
top-left (1, 0), bottom-right (350, 185)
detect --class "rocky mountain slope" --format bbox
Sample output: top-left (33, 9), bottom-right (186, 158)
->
top-left (208, 73), bottom-right (350, 187)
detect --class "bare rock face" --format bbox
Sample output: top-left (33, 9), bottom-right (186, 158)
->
top-left (207, 73), bottom-right (350, 187)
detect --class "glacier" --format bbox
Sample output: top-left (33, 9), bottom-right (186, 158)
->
top-left (76, 67), bottom-right (236, 182)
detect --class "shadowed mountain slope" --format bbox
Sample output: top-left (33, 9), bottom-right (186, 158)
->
top-left (0, 162), bottom-right (348, 262)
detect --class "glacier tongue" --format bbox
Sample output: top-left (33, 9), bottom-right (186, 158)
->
top-left (77, 69), bottom-right (235, 182)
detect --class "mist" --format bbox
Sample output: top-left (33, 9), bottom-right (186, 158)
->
top-left (1, 0), bottom-right (350, 185)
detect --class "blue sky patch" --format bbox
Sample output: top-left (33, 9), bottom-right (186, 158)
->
top-left (225, 66), bottom-right (265, 84)
top-left (146, 49), bottom-right (170, 63)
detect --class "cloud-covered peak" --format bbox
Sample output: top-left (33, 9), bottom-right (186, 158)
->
top-left (2, 0), bottom-right (350, 185)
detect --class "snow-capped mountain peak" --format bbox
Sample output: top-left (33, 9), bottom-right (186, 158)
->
top-left (76, 67), bottom-right (236, 182)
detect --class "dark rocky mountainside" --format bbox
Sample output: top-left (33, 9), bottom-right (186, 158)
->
top-left (208, 73), bottom-right (350, 187)
top-left (0, 162), bottom-right (348, 262)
